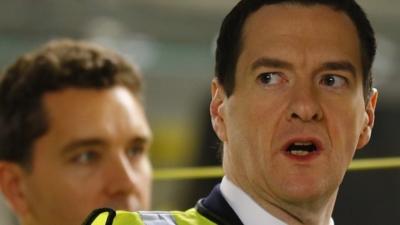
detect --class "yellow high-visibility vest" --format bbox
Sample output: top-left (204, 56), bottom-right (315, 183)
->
top-left (83, 208), bottom-right (217, 225)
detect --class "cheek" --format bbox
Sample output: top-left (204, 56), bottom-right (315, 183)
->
top-left (25, 168), bottom-right (95, 220)
top-left (29, 165), bottom-right (78, 197)
top-left (327, 100), bottom-right (366, 157)
top-left (48, 165), bottom-right (106, 204)
top-left (225, 98), bottom-right (280, 167)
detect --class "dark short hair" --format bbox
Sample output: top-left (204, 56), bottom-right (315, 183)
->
top-left (0, 39), bottom-right (143, 168)
top-left (215, 0), bottom-right (376, 100)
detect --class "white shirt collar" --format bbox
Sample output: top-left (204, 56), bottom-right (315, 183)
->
top-left (219, 176), bottom-right (334, 225)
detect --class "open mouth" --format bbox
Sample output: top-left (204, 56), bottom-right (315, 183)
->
top-left (286, 141), bottom-right (318, 156)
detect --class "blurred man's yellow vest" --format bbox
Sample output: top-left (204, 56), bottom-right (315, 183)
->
top-left (82, 208), bottom-right (217, 225)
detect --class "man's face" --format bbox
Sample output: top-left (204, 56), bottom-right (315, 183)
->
top-left (20, 86), bottom-right (152, 225)
top-left (212, 4), bottom-right (377, 206)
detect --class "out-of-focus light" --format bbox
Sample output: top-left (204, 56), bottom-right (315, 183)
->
top-left (83, 16), bottom-right (159, 73)
top-left (373, 34), bottom-right (397, 88)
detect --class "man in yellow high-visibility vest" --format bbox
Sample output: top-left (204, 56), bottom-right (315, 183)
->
top-left (84, 0), bottom-right (378, 224)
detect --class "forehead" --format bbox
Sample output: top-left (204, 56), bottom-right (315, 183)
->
top-left (243, 3), bottom-right (358, 35)
top-left (42, 86), bottom-right (142, 113)
top-left (41, 86), bottom-right (150, 140)
top-left (239, 4), bottom-right (361, 68)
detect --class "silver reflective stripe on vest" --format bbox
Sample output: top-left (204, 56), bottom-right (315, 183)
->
top-left (139, 211), bottom-right (177, 225)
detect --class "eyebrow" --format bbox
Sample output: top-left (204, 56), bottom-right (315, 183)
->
top-left (129, 137), bottom-right (150, 147)
top-left (319, 61), bottom-right (357, 77)
top-left (61, 136), bottom-right (151, 155)
top-left (251, 57), bottom-right (294, 71)
top-left (251, 57), bottom-right (357, 77)
top-left (61, 138), bottom-right (107, 155)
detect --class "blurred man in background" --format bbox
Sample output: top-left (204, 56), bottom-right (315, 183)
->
top-left (0, 39), bottom-right (153, 225)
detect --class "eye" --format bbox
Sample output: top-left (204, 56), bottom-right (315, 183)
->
top-left (320, 74), bottom-right (348, 88)
top-left (257, 72), bottom-right (286, 86)
top-left (126, 145), bottom-right (145, 158)
top-left (72, 151), bottom-right (99, 164)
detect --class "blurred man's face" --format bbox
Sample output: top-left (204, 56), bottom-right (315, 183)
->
top-left (211, 4), bottom-right (377, 209)
top-left (20, 86), bottom-right (152, 225)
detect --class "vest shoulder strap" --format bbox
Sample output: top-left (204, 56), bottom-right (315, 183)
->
top-left (138, 211), bottom-right (177, 225)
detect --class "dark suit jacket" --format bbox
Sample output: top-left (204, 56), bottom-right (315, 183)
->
top-left (195, 184), bottom-right (244, 225)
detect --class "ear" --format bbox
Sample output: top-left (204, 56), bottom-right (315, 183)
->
top-left (356, 88), bottom-right (378, 149)
top-left (210, 78), bottom-right (228, 142)
top-left (0, 161), bottom-right (30, 217)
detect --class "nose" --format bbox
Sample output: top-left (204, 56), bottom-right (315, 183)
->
top-left (286, 85), bottom-right (323, 122)
top-left (104, 154), bottom-right (139, 197)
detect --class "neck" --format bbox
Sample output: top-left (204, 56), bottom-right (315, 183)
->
top-left (262, 194), bottom-right (336, 225)
top-left (226, 174), bottom-right (336, 225)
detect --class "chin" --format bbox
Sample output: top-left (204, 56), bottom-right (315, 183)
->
top-left (278, 179), bottom-right (333, 204)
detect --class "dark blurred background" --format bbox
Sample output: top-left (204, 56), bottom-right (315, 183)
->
top-left (0, 0), bottom-right (399, 224)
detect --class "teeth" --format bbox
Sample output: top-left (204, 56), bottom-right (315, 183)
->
top-left (289, 150), bottom-right (310, 156)
top-left (287, 141), bottom-right (317, 154)
top-left (293, 142), bottom-right (313, 146)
